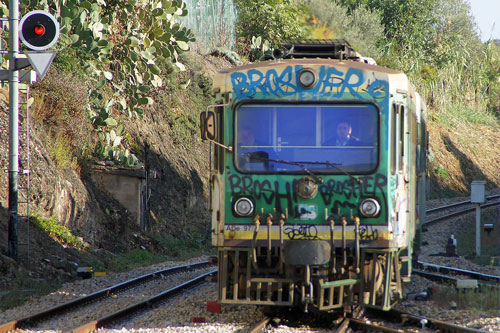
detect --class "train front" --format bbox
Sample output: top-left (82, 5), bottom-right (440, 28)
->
top-left (201, 45), bottom-right (416, 312)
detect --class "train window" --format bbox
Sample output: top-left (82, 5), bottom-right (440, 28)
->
top-left (391, 103), bottom-right (397, 175)
top-left (234, 102), bottom-right (379, 174)
top-left (399, 105), bottom-right (405, 171)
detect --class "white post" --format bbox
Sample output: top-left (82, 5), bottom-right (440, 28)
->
top-left (470, 180), bottom-right (486, 257)
top-left (475, 203), bottom-right (481, 256)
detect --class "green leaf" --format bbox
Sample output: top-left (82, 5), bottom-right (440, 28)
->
top-left (70, 34), bottom-right (80, 43)
top-left (130, 51), bottom-right (139, 62)
top-left (113, 136), bottom-right (122, 148)
top-left (137, 97), bottom-right (152, 105)
top-left (105, 118), bottom-right (118, 126)
top-left (152, 8), bottom-right (164, 16)
top-left (176, 40), bottom-right (189, 51)
top-left (116, 124), bottom-right (124, 136)
top-left (138, 85), bottom-right (151, 93)
top-left (97, 39), bottom-right (109, 47)
top-left (148, 64), bottom-right (161, 75)
top-left (175, 61), bottom-right (186, 71)
top-left (134, 107), bottom-right (144, 116)
top-left (80, 1), bottom-right (92, 10)
top-left (96, 80), bottom-right (106, 89)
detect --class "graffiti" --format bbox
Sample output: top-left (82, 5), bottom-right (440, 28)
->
top-left (230, 65), bottom-right (388, 104)
top-left (229, 174), bottom-right (293, 212)
top-left (359, 225), bottom-right (379, 240)
top-left (284, 225), bottom-right (319, 240)
top-left (229, 173), bottom-right (388, 218)
top-left (319, 174), bottom-right (387, 205)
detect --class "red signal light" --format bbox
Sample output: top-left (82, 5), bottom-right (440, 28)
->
top-left (34, 25), bottom-right (45, 35)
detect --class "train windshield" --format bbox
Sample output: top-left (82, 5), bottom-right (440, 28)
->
top-left (235, 102), bottom-right (379, 174)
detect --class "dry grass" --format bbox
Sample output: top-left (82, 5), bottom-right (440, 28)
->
top-left (427, 119), bottom-right (500, 197)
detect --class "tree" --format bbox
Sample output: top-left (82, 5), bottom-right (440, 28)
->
top-left (0, 0), bottom-right (194, 165)
top-left (304, 0), bottom-right (384, 58)
top-left (234, 0), bottom-right (308, 53)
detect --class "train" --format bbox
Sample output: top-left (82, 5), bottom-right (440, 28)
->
top-left (200, 39), bottom-right (427, 312)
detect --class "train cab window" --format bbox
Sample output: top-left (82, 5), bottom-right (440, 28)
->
top-left (234, 102), bottom-right (379, 174)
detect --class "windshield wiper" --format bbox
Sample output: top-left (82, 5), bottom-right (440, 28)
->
top-left (253, 156), bottom-right (362, 185)
top-left (296, 160), bottom-right (362, 184)
top-left (252, 156), bottom-right (324, 184)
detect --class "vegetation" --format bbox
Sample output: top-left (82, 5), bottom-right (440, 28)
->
top-left (304, 0), bottom-right (384, 58)
top-left (234, 0), bottom-right (309, 56)
top-left (434, 284), bottom-right (498, 315)
top-left (30, 214), bottom-right (87, 249)
top-left (1, 0), bottom-right (195, 167)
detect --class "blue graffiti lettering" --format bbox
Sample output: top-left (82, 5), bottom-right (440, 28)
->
top-left (230, 65), bottom-right (387, 103)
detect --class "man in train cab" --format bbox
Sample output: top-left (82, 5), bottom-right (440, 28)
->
top-left (325, 121), bottom-right (360, 146)
top-left (335, 121), bottom-right (360, 146)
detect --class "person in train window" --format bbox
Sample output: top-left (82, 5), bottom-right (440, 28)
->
top-left (325, 121), bottom-right (360, 146)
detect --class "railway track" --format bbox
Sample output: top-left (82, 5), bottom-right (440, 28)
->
top-left (0, 196), bottom-right (497, 332)
top-left (249, 306), bottom-right (483, 332)
top-left (424, 194), bottom-right (500, 225)
top-left (0, 261), bottom-right (215, 332)
top-left (349, 308), bottom-right (486, 333)
top-left (415, 260), bottom-right (500, 286)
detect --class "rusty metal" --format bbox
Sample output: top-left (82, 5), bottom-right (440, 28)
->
top-left (249, 317), bottom-right (270, 333)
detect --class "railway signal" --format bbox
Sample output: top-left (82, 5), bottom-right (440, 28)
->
top-left (19, 10), bottom-right (60, 51)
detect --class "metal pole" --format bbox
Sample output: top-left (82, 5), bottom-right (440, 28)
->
top-left (475, 204), bottom-right (481, 256)
top-left (7, 0), bottom-right (20, 261)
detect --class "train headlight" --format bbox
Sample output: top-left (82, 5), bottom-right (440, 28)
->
top-left (234, 197), bottom-right (254, 217)
top-left (359, 198), bottom-right (381, 217)
top-left (298, 68), bottom-right (317, 89)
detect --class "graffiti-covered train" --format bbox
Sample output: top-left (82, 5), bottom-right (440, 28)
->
top-left (200, 40), bottom-right (427, 312)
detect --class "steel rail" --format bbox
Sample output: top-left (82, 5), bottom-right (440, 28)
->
top-left (348, 318), bottom-right (403, 332)
top-left (367, 308), bottom-right (485, 333)
top-left (249, 317), bottom-right (271, 333)
top-left (72, 269), bottom-right (217, 332)
top-left (0, 261), bottom-right (213, 332)
top-left (415, 261), bottom-right (500, 284)
top-left (395, 308), bottom-right (487, 333)
top-left (426, 194), bottom-right (500, 214)
top-left (424, 200), bottom-right (499, 225)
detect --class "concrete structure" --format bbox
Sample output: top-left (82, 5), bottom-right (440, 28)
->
top-left (91, 166), bottom-right (146, 227)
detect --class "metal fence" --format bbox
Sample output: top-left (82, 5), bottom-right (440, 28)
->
top-left (180, 0), bottom-right (237, 51)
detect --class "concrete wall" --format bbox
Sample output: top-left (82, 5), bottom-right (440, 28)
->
top-left (91, 167), bottom-right (145, 226)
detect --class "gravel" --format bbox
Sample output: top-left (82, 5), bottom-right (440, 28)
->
top-left (1, 196), bottom-right (499, 332)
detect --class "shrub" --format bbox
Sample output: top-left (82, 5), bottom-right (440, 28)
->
top-left (30, 214), bottom-right (87, 249)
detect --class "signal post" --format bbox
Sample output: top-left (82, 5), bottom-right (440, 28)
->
top-left (4, 0), bottom-right (59, 260)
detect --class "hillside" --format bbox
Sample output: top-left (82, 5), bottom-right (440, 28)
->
top-left (0, 48), bottom-right (498, 307)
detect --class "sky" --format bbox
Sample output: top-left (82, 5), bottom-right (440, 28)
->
top-left (468, 0), bottom-right (500, 41)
